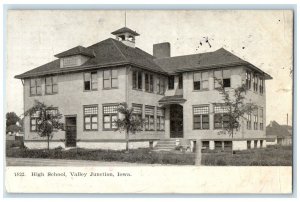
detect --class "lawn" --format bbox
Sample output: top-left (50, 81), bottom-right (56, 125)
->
top-left (6, 145), bottom-right (292, 166)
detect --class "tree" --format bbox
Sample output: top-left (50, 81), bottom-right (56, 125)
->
top-left (114, 102), bottom-right (145, 152)
top-left (24, 100), bottom-right (64, 150)
top-left (215, 79), bottom-right (256, 153)
top-left (6, 125), bottom-right (22, 133)
top-left (6, 112), bottom-right (20, 127)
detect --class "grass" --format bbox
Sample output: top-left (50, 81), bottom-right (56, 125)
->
top-left (6, 145), bottom-right (292, 166)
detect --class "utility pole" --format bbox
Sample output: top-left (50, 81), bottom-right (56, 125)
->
top-left (125, 11), bottom-right (127, 27)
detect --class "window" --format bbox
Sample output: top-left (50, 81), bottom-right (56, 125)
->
top-left (30, 111), bottom-right (40, 132)
top-left (178, 75), bottom-right (183, 89)
top-left (259, 78), bottom-right (264, 94)
top-left (254, 140), bottom-right (258, 148)
top-left (45, 76), bottom-right (58, 94)
top-left (215, 141), bottom-right (222, 150)
top-left (132, 70), bottom-right (142, 90)
top-left (84, 72), bottom-right (97, 91)
top-left (145, 106), bottom-right (155, 131)
top-left (214, 105), bottom-right (229, 129)
top-left (157, 77), bottom-right (165, 95)
top-left (103, 105), bottom-right (118, 130)
top-left (132, 104), bottom-right (143, 121)
top-left (63, 56), bottom-right (78, 67)
top-left (84, 105), bottom-right (98, 131)
top-left (224, 141), bottom-right (233, 150)
top-left (253, 109), bottom-right (258, 130)
top-left (246, 71), bottom-right (252, 90)
top-left (223, 78), bottom-right (231, 88)
top-left (193, 106), bottom-right (209, 130)
top-left (202, 141), bottom-right (209, 149)
top-left (145, 73), bottom-right (154, 93)
top-left (214, 69), bottom-right (231, 88)
top-left (30, 78), bottom-right (42, 96)
top-left (156, 107), bottom-right (165, 131)
top-left (246, 112), bottom-right (252, 130)
top-left (253, 75), bottom-right (258, 92)
top-left (103, 69), bottom-right (118, 89)
top-left (259, 108), bottom-right (263, 130)
top-left (193, 72), bottom-right (209, 91)
top-left (168, 76), bottom-right (174, 90)
top-left (46, 108), bottom-right (58, 116)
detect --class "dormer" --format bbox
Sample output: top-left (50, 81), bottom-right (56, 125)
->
top-left (111, 27), bottom-right (139, 48)
top-left (55, 46), bottom-right (95, 68)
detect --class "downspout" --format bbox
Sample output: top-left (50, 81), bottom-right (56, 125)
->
top-left (22, 79), bottom-right (25, 142)
top-left (125, 65), bottom-right (131, 104)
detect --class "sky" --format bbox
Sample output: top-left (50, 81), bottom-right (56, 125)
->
top-left (6, 10), bottom-right (293, 125)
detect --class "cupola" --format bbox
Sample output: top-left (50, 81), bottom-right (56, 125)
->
top-left (111, 27), bottom-right (139, 48)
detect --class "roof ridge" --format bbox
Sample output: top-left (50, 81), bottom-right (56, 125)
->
top-left (110, 39), bottom-right (129, 63)
top-left (154, 49), bottom-right (218, 61)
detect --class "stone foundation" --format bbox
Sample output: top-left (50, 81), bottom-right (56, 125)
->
top-left (25, 141), bottom-right (65, 149)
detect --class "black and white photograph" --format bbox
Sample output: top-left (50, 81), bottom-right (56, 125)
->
top-left (3, 8), bottom-right (294, 194)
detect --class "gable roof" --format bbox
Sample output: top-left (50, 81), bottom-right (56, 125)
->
top-left (111, 27), bottom-right (140, 36)
top-left (15, 38), bottom-right (165, 79)
top-left (154, 48), bottom-right (272, 79)
top-left (266, 121), bottom-right (292, 138)
top-left (54, 46), bottom-right (95, 58)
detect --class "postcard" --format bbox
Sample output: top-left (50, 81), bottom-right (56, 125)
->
top-left (5, 9), bottom-right (293, 194)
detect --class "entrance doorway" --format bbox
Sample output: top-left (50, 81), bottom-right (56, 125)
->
top-left (170, 104), bottom-right (183, 138)
top-left (65, 116), bottom-right (77, 147)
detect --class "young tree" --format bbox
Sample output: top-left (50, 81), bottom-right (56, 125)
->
top-left (215, 79), bottom-right (256, 152)
top-left (114, 102), bottom-right (145, 152)
top-left (24, 100), bottom-right (64, 150)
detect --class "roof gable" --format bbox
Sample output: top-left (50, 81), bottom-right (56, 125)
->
top-left (54, 46), bottom-right (95, 58)
top-left (266, 121), bottom-right (292, 138)
top-left (111, 27), bottom-right (140, 36)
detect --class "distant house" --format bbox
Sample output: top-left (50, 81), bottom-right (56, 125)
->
top-left (266, 121), bottom-right (292, 145)
top-left (15, 26), bottom-right (272, 151)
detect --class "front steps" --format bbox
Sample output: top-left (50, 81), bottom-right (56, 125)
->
top-left (153, 139), bottom-right (178, 151)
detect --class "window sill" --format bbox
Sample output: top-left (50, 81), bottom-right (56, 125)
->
top-left (193, 128), bottom-right (210, 130)
top-left (45, 93), bottom-right (58, 96)
top-left (83, 129), bottom-right (98, 132)
top-left (102, 128), bottom-right (117, 131)
top-left (29, 94), bottom-right (42, 97)
top-left (103, 87), bottom-right (119, 90)
top-left (193, 89), bottom-right (209, 92)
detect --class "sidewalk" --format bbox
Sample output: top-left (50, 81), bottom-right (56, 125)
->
top-left (6, 157), bottom-right (160, 166)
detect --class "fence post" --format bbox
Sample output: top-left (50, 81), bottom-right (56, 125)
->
top-left (195, 139), bottom-right (202, 166)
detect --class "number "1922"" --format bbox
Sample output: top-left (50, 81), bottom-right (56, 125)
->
top-left (14, 172), bottom-right (25, 177)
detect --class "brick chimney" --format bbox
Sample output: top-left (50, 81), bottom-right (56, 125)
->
top-left (153, 42), bottom-right (171, 58)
